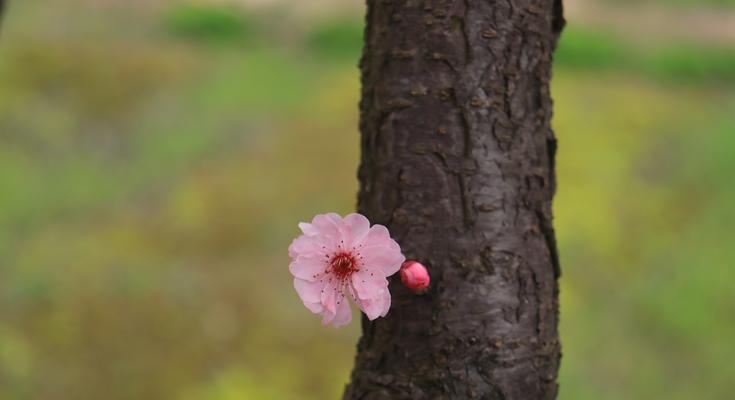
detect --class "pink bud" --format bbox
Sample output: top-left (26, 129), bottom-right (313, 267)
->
top-left (400, 260), bottom-right (430, 293)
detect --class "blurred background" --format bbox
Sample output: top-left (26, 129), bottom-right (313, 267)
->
top-left (0, 0), bottom-right (733, 399)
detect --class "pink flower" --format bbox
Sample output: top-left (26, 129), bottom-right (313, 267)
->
top-left (399, 260), bottom-right (430, 293)
top-left (288, 213), bottom-right (405, 327)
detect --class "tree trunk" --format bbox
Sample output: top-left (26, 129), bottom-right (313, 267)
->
top-left (345, 1), bottom-right (565, 399)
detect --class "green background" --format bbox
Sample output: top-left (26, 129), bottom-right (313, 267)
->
top-left (0, 1), bottom-right (733, 399)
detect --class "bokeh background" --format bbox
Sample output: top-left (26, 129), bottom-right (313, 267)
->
top-left (0, 0), bottom-right (733, 399)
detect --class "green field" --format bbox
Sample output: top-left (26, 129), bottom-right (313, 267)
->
top-left (0, 2), bottom-right (733, 399)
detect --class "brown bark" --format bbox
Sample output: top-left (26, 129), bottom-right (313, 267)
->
top-left (345, 1), bottom-right (564, 399)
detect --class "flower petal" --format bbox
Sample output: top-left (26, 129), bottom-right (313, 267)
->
top-left (309, 213), bottom-right (345, 251)
top-left (294, 278), bottom-right (322, 304)
top-left (344, 213), bottom-right (370, 248)
top-left (362, 248), bottom-right (404, 276)
top-left (352, 224), bottom-right (404, 275)
top-left (311, 213), bottom-right (341, 235)
top-left (289, 256), bottom-right (327, 281)
top-left (298, 222), bottom-right (318, 236)
top-left (361, 224), bottom-right (390, 245)
top-left (331, 294), bottom-right (352, 327)
top-left (355, 287), bottom-right (391, 320)
top-left (303, 301), bottom-right (323, 313)
top-left (320, 278), bottom-right (339, 316)
top-left (379, 288), bottom-right (391, 317)
top-left (321, 309), bottom-right (335, 325)
top-left (351, 270), bottom-right (388, 300)
top-left (288, 234), bottom-right (323, 258)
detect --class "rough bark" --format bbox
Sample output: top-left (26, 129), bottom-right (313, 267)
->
top-left (345, 1), bottom-right (564, 399)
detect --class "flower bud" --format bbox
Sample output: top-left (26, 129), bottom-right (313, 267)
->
top-left (400, 260), bottom-right (430, 293)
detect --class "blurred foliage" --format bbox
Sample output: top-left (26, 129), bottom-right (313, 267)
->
top-left (166, 4), bottom-right (254, 44)
top-left (307, 19), bottom-right (363, 61)
top-left (555, 26), bottom-right (735, 83)
top-left (552, 72), bottom-right (735, 400)
top-left (607, 0), bottom-right (735, 8)
top-left (0, 1), bottom-right (733, 399)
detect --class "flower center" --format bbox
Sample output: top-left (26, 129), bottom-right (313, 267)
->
top-left (329, 252), bottom-right (358, 279)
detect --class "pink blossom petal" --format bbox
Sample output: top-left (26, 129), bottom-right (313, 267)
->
top-left (353, 223), bottom-right (388, 247)
top-left (361, 242), bottom-right (405, 276)
top-left (320, 287), bottom-right (347, 327)
top-left (311, 213), bottom-right (341, 237)
top-left (303, 301), bottom-right (323, 313)
top-left (298, 222), bottom-right (318, 236)
top-left (289, 256), bottom-right (327, 281)
top-left (358, 225), bottom-right (404, 274)
top-left (351, 270), bottom-right (388, 300)
top-left (344, 213), bottom-right (370, 247)
top-left (356, 287), bottom-right (391, 320)
top-left (310, 213), bottom-right (345, 250)
top-left (288, 234), bottom-right (322, 258)
top-left (333, 218), bottom-right (354, 248)
top-left (320, 279), bottom-right (339, 315)
top-left (294, 278), bottom-right (322, 303)
top-left (321, 309), bottom-right (336, 325)
top-left (331, 295), bottom-right (352, 327)
top-left (378, 288), bottom-right (391, 317)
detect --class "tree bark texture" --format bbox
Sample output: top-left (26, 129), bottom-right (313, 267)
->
top-left (345, 1), bottom-right (565, 399)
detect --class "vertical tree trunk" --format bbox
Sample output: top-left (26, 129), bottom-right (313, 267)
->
top-left (345, 1), bottom-right (565, 399)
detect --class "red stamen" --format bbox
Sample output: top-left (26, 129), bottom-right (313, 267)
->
top-left (329, 252), bottom-right (358, 279)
